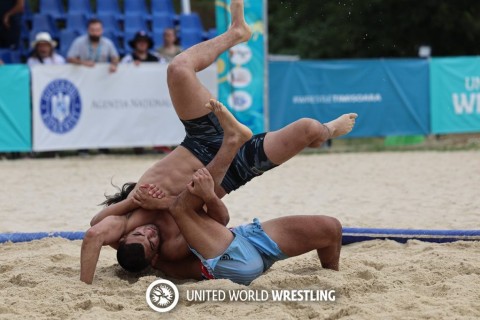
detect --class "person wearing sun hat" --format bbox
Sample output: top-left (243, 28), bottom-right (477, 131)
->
top-left (121, 31), bottom-right (164, 65)
top-left (27, 32), bottom-right (65, 67)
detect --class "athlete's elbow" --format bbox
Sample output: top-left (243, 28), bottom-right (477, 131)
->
top-left (83, 227), bottom-right (104, 245)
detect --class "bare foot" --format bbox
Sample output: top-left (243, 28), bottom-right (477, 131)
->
top-left (324, 113), bottom-right (358, 138)
top-left (229, 0), bottom-right (252, 43)
top-left (206, 99), bottom-right (252, 146)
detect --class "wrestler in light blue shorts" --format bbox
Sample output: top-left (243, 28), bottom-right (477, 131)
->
top-left (189, 218), bottom-right (289, 285)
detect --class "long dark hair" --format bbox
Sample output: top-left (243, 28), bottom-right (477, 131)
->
top-left (101, 182), bottom-right (137, 206)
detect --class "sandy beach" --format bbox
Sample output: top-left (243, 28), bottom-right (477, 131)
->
top-left (1, 151), bottom-right (479, 319)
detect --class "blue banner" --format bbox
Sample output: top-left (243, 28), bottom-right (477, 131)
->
top-left (0, 65), bottom-right (31, 152)
top-left (269, 60), bottom-right (430, 137)
top-left (430, 57), bottom-right (480, 134)
top-left (215, 0), bottom-right (265, 134)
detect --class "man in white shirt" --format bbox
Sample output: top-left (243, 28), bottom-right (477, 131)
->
top-left (67, 18), bottom-right (119, 73)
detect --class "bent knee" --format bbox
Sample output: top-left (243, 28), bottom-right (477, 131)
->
top-left (296, 118), bottom-right (326, 143)
top-left (167, 55), bottom-right (193, 81)
top-left (319, 216), bottom-right (342, 243)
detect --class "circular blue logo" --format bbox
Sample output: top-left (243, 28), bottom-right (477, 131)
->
top-left (40, 79), bottom-right (82, 134)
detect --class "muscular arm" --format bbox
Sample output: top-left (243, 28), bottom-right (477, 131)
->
top-left (81, 216), bottom-right (127, 284)
top-left (90, 197), bottom-right (139, 226)
top-left (133, 185), bottom-right (229, 226)
top-left (187, 170), bottom-right (230, 226)
top-left (203, 195), bottom-right (229, 226)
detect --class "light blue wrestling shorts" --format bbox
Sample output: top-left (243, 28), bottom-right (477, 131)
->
top-left (190, 218), bottom-right (289, 285)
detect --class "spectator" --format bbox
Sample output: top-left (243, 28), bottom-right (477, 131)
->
top-left (121, 31), bottom-right (163, 65)
top-left (67, 18), bottom-right (119, 73)
top-left (27, 32), bottom-right (65, 67)
top-left (156, 28), bottom-right (181, 62)
top-left (0, 0), bottom-right (23, 49)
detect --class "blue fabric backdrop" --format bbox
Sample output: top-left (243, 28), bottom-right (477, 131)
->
top-left (269, 59), bottom-right (430, 137)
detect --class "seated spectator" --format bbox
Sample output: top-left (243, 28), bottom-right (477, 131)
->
top-left (156, 28), bottom-right (181, 62)
top-left (67, 18), bottom-right (119, 73)
top-left (0, 0), bottom-right (24, 49)
top-left (27, 32), bottom-right (65, 67)
top-left (121, 31), bottom-right (164, 65)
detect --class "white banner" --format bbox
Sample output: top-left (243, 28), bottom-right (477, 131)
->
top-left (31, 63), bottom-right (217, 151)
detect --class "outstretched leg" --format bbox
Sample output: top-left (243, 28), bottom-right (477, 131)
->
top-left (261, 215), bottom-right (342, 270)
top-left (167, 0), bottom-right (251, 120)
top-left (263, 114), bottom-right (357, 165)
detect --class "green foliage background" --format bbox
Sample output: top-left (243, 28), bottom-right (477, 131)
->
top-left (28, 0), bottom-right (480, 58)
top-left (268, 0), bottom-right (480, 59)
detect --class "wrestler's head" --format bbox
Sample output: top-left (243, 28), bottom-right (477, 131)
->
top-left (117, 224), bottom-right (161, 272)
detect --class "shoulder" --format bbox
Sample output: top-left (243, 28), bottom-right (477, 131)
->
top-left (101, 37), bottom-right (115, 47)
top-left (69, 35), bottom-right (87, 50)
top-left (73, 35), bottom-right (88, 44)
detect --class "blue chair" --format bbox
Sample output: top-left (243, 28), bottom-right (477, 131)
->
top-left (151, 0), bottom-right (175, 15)
top-left (96, 0), bottom-right (123, 20)
top-left (179, 29), bottom-right (203, 49)
top-left (152, 12), bottom-right (174, 33)
top-left (20, 20), bottom-right (30, 42)
top-left (65, 13), bottom-right (88, 34)
top-left (31, 14), bottom-right (59, 38)
top-left (179, 13), bottom-right (203, 30)
top-left (0, 49), bottom-right (22, 64)
top-left (124, 0), bottom-right (150, 20)
top-left (68, 0), bottom-right (93, 16)
top-left (103, 30), bottom-right (123, 55)
top-left (124, 15), bottom-right (149, 33)
top-left (152, 30), bottom-right (166, 48)
top-left (23, 0), bottom-right (33, 24)
top-left (95, 14), bottom-right (121, 36)
top-left (39, 0), bottom-right (65, 20)
top-left (0, 49), bottom-right (11, 63)
top-left (59, 29), bottom-right (80, 57)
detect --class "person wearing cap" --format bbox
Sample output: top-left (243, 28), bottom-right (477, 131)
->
top-left (121, 31), bottom-right (163, 65)
top-left (67, 18), bottom-right (119, 73)
top-left (27, 32), bottom-right (65, 67)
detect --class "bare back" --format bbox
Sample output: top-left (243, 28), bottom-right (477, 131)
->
top-left (133, 146), bottom-right (207, 196)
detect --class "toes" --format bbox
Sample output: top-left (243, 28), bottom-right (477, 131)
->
top-left (209, 99), bottom-right (217, 109)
